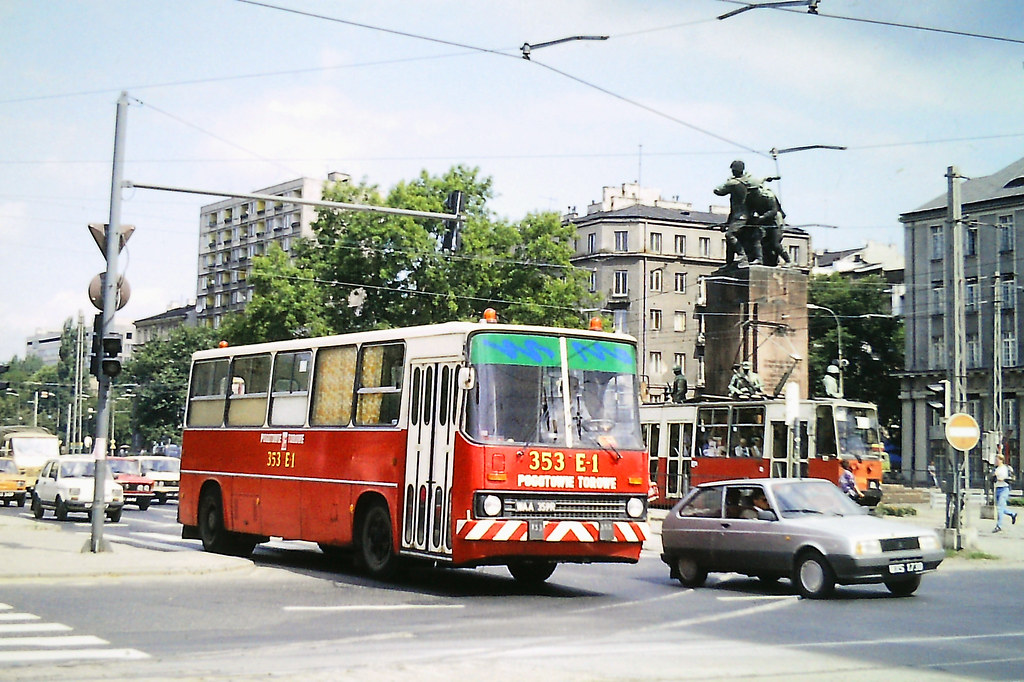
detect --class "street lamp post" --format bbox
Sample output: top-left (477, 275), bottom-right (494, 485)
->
top-left (807, 304), bottom-right (844, 395)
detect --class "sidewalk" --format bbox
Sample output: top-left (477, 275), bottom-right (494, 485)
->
top-left (1, 500), bottom-right (1022, 583)
top-left (0, 513), bottom-right (251, 582)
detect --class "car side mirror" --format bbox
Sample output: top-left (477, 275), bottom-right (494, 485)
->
top-left (757, 509), bottom-right (777, 522)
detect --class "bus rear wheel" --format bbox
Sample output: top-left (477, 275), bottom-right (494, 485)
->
top-left (355, 501), bottom-right (398, 578)
top-left (507, 560), bottom-right (557, 585)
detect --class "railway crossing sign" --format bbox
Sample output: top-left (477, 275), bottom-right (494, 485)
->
top-left (945, 412), bottom-right (980, 451)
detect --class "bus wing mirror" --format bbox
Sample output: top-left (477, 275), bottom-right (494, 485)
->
top-left (458, 367), bottom-right (476, 391)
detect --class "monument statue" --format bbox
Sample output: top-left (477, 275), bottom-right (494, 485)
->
top-left (713, 160), bottom-right (784, 267)
top-left (747, 183), bottom-right (792, 267)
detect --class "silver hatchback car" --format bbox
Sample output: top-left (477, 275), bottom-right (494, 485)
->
top-left (660, 478), bottom-right (944, 598)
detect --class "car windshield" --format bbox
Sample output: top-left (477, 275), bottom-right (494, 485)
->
top-left (141, 458), bottom-right (180, 473)
top-left (108, 459), bottom-right (142, 475)
top-left (60, 461), bottom-right (96, 478)
top-left (771, 480), bottom-right (863, 517)
top-left (0, 459), bottom-right (18, 474)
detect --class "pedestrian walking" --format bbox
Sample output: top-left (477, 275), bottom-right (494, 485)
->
top-left (992, 453), bottom-right (1017, 533)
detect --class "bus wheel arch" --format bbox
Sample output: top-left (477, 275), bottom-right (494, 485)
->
top-left (353, 493), bottom-right (399, 578)
top-left (197, 482), bottom-right (258, 558)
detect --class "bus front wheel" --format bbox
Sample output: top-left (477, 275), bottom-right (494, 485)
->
top-left (355, 501), bottom-right (397, 578)
top-left (198, 488), bottom-right (256, 557)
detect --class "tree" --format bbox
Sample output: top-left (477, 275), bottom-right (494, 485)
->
top-left (122, 325), bottom-right (220, 450)
top-left (807, 273), bottom-right (904, 426)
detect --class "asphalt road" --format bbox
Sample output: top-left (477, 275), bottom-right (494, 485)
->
top-left (3, 503), bottom-right (1024, 680)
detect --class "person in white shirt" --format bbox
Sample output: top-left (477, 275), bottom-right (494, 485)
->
top-left (993, 453), bottom-right (1017, 533)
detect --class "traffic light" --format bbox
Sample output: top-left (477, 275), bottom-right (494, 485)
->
top-left (0, 363), bottom-right (9, 391)
top-left (927, 379), bottom-right (950, 419)
top-left (441, 190), bottom-right (464, 252)
top-left (100, 333), bottom-right (124, 378)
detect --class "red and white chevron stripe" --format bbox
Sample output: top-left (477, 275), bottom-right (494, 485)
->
top-left (456, 519), bottom-right (649, 543)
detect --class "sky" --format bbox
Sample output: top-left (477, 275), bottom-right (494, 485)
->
top-left (2, 0), bottom-right (1023, 360)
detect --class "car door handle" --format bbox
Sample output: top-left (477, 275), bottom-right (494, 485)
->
top-left (720, 522), bottom-right (731, 529)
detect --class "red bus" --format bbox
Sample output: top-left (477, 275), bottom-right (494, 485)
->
top-left (179, 320), bottom-right (650, 583)
top-left (640, 397), bottom-right (886, 507)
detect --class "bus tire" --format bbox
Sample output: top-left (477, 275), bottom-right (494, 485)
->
top-left (794, 550), bottom-right (835, 599)
top-left (199, 488), bottom-right (235, 555)
top-left (507, 560), bottom-right (557, 585)
top-left (355, 501), bottom-right (397, 578)
top-left (675, 555), bottom-right (707, 588)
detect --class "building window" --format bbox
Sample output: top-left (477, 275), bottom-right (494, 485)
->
top-left (1003, 331), bottom-right (1018, 367)
top-left (650, 232), bottom-right (662, 253)
top-left (613, 270), bottom-right (628, 296)
top-left (930, 336), bottom-right (944, 369)
top-left (674, 235), bottom-right (686, 255)
top-left (674, 354), bottom-right (685, 372)
top-left (965, 226), bottom-right (978, 257)
top-left (787, 245), bottom-right (799, 264)
top-left (674, 272), bottom-right (686, 293)
top-left (966, 333), bottom-right (980, 368)
top-left (649, 351), bottom-right (663, 377)
top-left (1003, 398), bottom-right (1017, 430)
top-left (930, 225), bottom-right (944, 260)
top-left (673, 311), bottom-right (686, 332)
top-left (587, 232), bottom-right (596, 253)
top-left (931, 283), bottom-right (944, 314)
top-left (999, 214), bottom-right (1015, 252)
top-left (649, 309), bottom-right (662, 331)
top-left (615, 231), bottom-right (629, 252)
top-left (699, 237), bottom-right (711, 257)
top-left (613, 310), bottom-right (628, 334)
top-left (1001, 278), bottom-right (1016, 309)
top-left (965, 280), bottom-right (979, 310)
top-left (588, 270), bottom-right (597, 293)
top-left (650, 269), bottom-right (663, 292)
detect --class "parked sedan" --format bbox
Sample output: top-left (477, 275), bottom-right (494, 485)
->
top-left (660, 478), bottom-right (944, 598)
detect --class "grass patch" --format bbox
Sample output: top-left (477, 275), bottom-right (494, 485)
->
top-left (949, 549), bottom-right (999, 560)
top-left (875, 504), bottom-right (918, 517)
top-left (1009, 498), bottom-right (1024, 507)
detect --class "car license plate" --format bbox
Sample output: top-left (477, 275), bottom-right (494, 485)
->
top-left (888, 561), bottom-right (924, 574)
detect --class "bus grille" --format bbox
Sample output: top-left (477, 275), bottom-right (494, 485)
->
top-left (497, 493), bottom-right (631, 520)
top-left (880, 537), bottom-right (920, 552)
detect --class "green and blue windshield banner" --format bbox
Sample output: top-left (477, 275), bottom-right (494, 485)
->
top-left (470, 333), bottom-right (636, 374)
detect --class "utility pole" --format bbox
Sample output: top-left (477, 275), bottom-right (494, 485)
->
top-left (947, 166), bottom-right (968, 548)
top-left (86, 92), bottom-right (129, 554)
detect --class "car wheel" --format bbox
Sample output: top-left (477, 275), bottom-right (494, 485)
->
top-left (107, 507), bottom-right (122, 523)
top-left (794, 551), bottom-right (835, 599)
top-left (154, 493), bottom-right (166, 505)
top-left (31, 495), bottom-right (44, 519)
top-left (675, 555), bottom-right (708, 588)
top-left (355, 501), bottom-right (398, 578)
top-left (16, 494), bottom-right (26, 507)
top-left (884, 574), bottom-right (921, 597)
top-left (137, 499), bottom-right (151, 511)
top-left (55, 496), bottom-right (68, 521)
top-left (508, 560), bottom-right (557, 585)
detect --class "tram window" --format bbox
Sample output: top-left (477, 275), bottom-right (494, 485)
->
top-left (355, 343), bottom-right (405, 426)
top-left (227, 354), bottom-right (271, 427)
top-left (187, 358), bottom-right (229, 427)
top-left (648, 424), bottom-right (661, 484)
top-left (310, 345), bottom-right (357, 426)
top-left (269, 350), bottom-right (311, 427)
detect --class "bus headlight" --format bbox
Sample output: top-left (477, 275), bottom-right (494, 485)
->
top-left (626, 497), bottom-right (645, 519)
top-left (481, 495), bottom-right (502, 517)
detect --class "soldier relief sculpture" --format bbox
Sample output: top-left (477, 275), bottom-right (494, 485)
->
top-left (713, 159), bottom-right (792, 267)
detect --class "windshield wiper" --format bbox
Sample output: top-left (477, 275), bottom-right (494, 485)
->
top-left (781, 508), bottom-right (823, 515)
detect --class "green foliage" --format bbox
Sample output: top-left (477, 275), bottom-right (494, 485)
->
top-left (875, 504), bottom-right (918, 517)
top-left (122, 325), bottom-right (220, 450)
top-left (1009, 497), bottom-right (1024, 507)
top-left (808, 273), bottom-right (904, 426)
top-left (0, 354), bottom-right (46, 429)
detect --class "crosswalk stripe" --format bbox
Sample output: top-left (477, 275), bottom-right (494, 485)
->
top-left (0, 623), bottom-right (71, 634)
top-left (0, 613), bottom-right (40, 622)
top-left (0, 648), bottom-right (149, 663)
top-left (0, 635), bottom-right (107, 648)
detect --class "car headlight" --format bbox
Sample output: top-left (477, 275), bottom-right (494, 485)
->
top-left (919, 533), bottom-right (941, 551)
top-left (481, 494), bottom-right (502, 517)
top-left (626, 496), bottom-right (646, 519)
top-left (854, 539), bottom-right (883, 556)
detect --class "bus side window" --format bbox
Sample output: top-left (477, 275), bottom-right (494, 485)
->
top-left (227, 354), bottom-right (271, 427)
top-left (356, 343), bottom-right (405, 426)
top-left (187, 358), bottom-right (230, 427)
top-left (269, 350), bottom-right (312, 427)
top-left (310, 345), bottom-right (357, 426)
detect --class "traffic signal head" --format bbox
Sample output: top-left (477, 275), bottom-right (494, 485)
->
top-left (927, 379), bottom-right (950, 418)
top-left (441, 190), bottom-right (464, 252)
top-left (101, 333), bottom-right (123, 378)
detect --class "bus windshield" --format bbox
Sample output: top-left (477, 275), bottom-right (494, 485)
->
top-left (834, 405), bottom-right (881, 459)
top-left (464, 332), bottom-right (644, 450)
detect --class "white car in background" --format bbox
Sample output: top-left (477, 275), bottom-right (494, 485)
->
top-left (131, 455), bottom-right (180, 504)
top-left (31, 456), bottom-right (125, 523)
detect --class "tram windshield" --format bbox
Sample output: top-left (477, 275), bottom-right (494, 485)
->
top-left (465, 332), bottom-right (644, 450)
top-left (817, 404), bottom-right (882, 459)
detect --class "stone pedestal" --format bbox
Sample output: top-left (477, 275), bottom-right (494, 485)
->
top-left (702, 264), bottom-right (808, 398)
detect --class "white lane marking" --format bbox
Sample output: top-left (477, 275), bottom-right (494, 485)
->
top-left (645, 596), bottom-right (797, 630)
top-left (283, 604), bottom-right (464, 612)
top-left (801, 630), bottom-right (1024, 648)
top-left (0, 604), bottom-right (11, 610)
top-left (0, 613), bottom-right (39, 622)
top-left (0, 648), bottom-right (149, 663)
top-left (572, 588), bottom-right (692, 614)
top-left (0, 623), bottom-right (71, 634)
top-left (717, 595), bottom-right (797, 601)
top-left (0, 635), bottom-right (108, 648)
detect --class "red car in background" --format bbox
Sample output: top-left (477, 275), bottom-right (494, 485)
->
top-left (107, 457), bottom-right (156, 511)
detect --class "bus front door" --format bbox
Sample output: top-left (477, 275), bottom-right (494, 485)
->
top-left (403, 361), bottom-right (459, 558)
